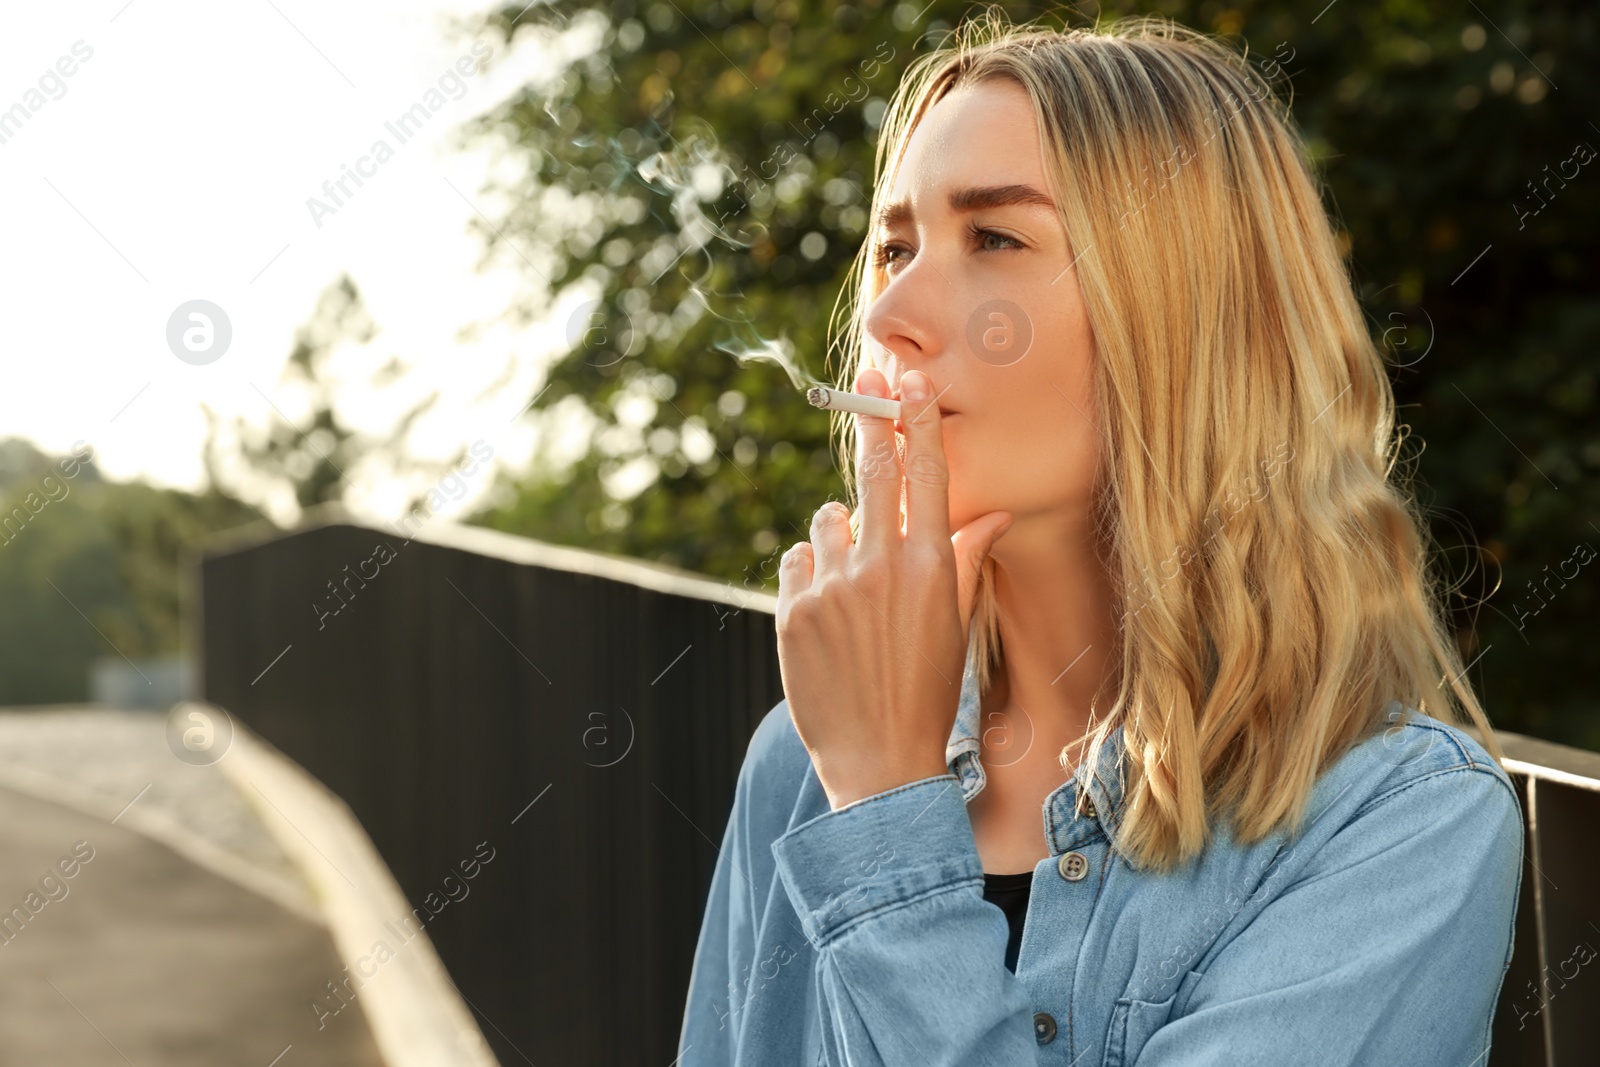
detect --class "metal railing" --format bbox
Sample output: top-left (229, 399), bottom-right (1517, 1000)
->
top-left (197, 512), bottom-right (1596, 1066)
top-left (1469, 727), bottom-right (1600, 1065)
top-left (199, 510), bottom-right (781, 1066)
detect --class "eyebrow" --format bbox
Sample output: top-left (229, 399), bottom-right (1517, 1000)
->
top-left (875, 183), bottom-right (1058, 231)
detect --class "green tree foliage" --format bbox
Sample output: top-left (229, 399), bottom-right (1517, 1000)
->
top-left (0, 440), bottom-right (262, 704)
top-left (461, 1), bottom-right (1598, 747)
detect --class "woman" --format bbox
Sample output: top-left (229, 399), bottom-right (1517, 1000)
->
top-left (679, 13), bottom-right (1523, 1066)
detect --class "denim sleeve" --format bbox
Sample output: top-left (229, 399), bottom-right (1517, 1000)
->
top-left (677, 773), bottom-right (742, 1063)
top-left (1133, 765), bottom-right (1524, 1067)
top-left (678, 717), bottom-right (776, 1064)
top-left (769, 774), bottom-right (1042, 1066)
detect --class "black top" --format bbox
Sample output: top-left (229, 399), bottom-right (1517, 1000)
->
top-left (982, 870), bottom-right (1033, 973)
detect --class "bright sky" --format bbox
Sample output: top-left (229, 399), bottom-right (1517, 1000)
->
top-left (0, 0), bottom-right (596, 524)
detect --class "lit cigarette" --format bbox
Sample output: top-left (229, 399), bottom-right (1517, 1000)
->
top-left (806, 386), bottom-right (901, 420)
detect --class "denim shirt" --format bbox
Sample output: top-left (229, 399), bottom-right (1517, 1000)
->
top-left (678, 628), bottom-right (1524, 1066)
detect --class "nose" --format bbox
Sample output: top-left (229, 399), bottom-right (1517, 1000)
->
top-left (863, 265), bottom-right (945, 392)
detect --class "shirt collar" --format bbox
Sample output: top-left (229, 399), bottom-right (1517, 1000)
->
top-left (945, 625), bottom-right (1128, 857)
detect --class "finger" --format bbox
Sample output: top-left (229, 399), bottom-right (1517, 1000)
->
top-left (897, 369), bottom-right (953, 544)
top-left (810, 499), bottom-right (855, 577)
top-left (778, 541), bottom-right (814, 602)
top-left (854, 367), bottom-right (902, 554)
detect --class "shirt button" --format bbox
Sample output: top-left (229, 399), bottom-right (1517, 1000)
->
top-left (1082, 794), bottom-right (1097, 819)
top-left (1057, 850), bottom-right (1090, 882)
top-left (1033, 1011), bottom-right (1057, 1044)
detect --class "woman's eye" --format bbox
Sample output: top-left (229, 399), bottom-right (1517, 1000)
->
top-left (975, 228), bottom-right (1023, 252)
top-left (873, 228), bottom-right (1020, 272)
top-left (874, 241), bottom-right (913, 270)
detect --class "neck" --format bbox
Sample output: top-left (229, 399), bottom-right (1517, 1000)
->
top-left (981, 511), bottom-right (1122, 772)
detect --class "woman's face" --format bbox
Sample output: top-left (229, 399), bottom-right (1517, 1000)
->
top-left (866, 77), bottom-right (1100, 536)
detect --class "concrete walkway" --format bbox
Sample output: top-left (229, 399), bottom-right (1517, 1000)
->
top-left (0, 707), bottom-right (384, 1066)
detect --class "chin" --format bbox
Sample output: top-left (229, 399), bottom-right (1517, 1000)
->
top-left (947, 503), bottom-right (985, 532)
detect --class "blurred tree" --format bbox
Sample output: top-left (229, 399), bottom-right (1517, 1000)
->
top-left (0, 271), bottom-right (480, 705)
top-left (203, 274), bottom-right (453, 523)
top-left (460, 0), bottom-right (1598, 748)
top-left (0, 439), bottom-right (261, 704)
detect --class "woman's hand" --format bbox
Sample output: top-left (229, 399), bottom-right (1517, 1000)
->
top-left (777, 367), bottom-right (1015, 811)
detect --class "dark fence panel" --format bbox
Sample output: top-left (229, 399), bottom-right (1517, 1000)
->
top-left (198, 515), bottom-right (1595, 1066)
top-left (200, 516), bottom-right (781, 1066)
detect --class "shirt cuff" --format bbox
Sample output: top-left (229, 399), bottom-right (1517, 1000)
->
top-left (770, 774), bottom-right (982, 947)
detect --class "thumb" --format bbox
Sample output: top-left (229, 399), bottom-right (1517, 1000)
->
top-left (950, 511), bottom-right (1014, 635)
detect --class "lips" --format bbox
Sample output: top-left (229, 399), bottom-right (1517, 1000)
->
top-left (892, 401), bottom-right (959, 437)
top-left (893, 393), bottom-right (957, 417)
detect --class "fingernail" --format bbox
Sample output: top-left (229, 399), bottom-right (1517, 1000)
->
top-left (902, 373), bottom-right (928, 400)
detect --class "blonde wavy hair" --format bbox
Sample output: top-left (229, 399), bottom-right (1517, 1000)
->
top-left (827, 11), bottom-right (1504, 874)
